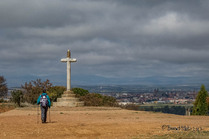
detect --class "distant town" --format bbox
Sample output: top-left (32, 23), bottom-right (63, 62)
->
top-left (74, 85), bottom-right (201, 105)
top-left (8, 85), bottom-right (203, 105)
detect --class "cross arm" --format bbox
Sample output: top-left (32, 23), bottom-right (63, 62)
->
top-left (61, 58), bottom-right (77, 62)
top-left (61, 58), bottom-right (67, 62)
top-left (70, 58), bottom-right (77, 62)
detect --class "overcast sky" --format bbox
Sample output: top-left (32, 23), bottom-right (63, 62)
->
top-left (1, 0), bottom-right (209, 87)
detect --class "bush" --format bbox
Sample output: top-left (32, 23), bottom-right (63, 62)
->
top-left (0, 98), bottom-right (4, 103)
top-left (11, 90), bottom-right (23, 107)
top-left (48, 86), bottom-right (66, 102)
top-left (72, 88), bottom-right (89, 97)
top-left (80, 93), bottom-right (103, 106)
top-left (0, 76), bottom-right (8, 98)
top-left (102, 95), bottom-right (118, 107)
top-left (21, 79), bottom-right (52, 104)
top-left (72, 88), bottom-right (117, 107)
top-left (80, 93), bottom-right (118, 106)
top-left (120, 104), bottom-right (139, 110)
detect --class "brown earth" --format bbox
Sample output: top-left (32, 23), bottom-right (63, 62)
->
top-left (0, 104), bottom-right (15, 113)
top-left (1, 106), bottom-right (209, 139)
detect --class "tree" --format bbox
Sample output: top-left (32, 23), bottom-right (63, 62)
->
top-left (0, 76), bottom-right (8, 98)
top-left (21, 79), bottom-right (52, 104)
top-left (192, 85), bottom-right (208, 115)
top-left (11, 90), bottom-right (23, 107)
top-left (206, 97), bottom-right (209, 109)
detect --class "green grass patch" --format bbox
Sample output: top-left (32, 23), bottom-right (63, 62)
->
top-left (139, 104), bottom-right (193, 115)
top-left (141, 103), bottom-right (193, 108)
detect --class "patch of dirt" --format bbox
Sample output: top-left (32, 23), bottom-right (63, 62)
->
top-left (0, 106), bottom-right (209, 139)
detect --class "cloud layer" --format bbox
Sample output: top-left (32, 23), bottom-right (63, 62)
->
top-left (0, 0), bottom-right (209, 87)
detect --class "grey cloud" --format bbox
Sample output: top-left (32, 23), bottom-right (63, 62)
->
top-left (0, 0), bottom-right (74, 28)
top-left (1, 0), bottom-right (209, 86)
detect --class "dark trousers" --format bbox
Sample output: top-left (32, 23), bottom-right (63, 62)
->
top-left (40, 106), bottom-right (48, 123)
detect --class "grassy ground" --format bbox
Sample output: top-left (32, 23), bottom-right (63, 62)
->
top-left (1, 105), bottom-right (209, 138)
top-left (151, 131), bottom-right (209, 139)
top-left (140, 103), bottom-right (193, 108)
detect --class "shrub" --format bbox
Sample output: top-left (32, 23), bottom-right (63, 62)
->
top-left (102, 95), bottom-right (118, 107)
top-left (72, 88), bottom-right (117, 107)
top-left (48, 86), bottom-right (66, 102)
top-left (80, 93), bottom-right (103, 106)
top-left (21, 79), bottom-right (52, 104)
top-left (72, 88), bottom-right (89, 97)
top-left (11, 90), bottom-right (23, 107)
top-left (120, 104), bottom-right (139, 110)
top-left (0, 98), bottom-right (4, 103)
top-left (0, 76), bottom-right (8, 98)
top-left (80, 93), bottom-right (118, 106)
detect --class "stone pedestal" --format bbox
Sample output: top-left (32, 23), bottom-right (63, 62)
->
top-left (53, 91), bottom-right (84, 107)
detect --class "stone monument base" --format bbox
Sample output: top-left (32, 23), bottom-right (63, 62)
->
top-left (53, 91), bottom-right (84, 107)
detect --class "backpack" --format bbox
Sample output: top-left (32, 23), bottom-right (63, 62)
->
top-left (40, 95), bottom-right (48, 107)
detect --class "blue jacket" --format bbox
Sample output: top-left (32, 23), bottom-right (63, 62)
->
top-left (37, 93), bottom-right (51, 108)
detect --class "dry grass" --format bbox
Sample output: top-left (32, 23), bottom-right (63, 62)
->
top-left (1, 106), bottom-right (209, 139)
top-left (0, 103), bottom-right (15, 113)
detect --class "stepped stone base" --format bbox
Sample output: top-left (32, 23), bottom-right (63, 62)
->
top-left (53, 91), bottom-right (84, 107)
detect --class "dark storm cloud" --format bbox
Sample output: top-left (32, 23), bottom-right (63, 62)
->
top-left (0, 0), bottom-right (209, 86)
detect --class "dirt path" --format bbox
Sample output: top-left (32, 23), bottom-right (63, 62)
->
top-left (1, 106), bottom-right (209, 139)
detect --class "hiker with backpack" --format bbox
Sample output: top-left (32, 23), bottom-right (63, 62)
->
top-left (37, 89), bottom-right (51, 123)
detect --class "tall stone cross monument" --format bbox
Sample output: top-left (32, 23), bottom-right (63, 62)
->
top-left (61, 50), bottom-right (77, 91)
top-left (53, 50), bottom-right (84, 107)
top-left (53, 50), bottom-right (83, 107)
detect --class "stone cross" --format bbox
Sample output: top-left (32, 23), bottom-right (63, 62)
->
top-left (61, 50), bottom-right (77, 91)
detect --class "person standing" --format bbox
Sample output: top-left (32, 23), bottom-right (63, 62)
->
top-left (37, 89), bottom-right (51, 123)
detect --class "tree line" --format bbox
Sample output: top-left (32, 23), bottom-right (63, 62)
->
top-left (1, 75), bottom-right (209, 114)
top-left (0, 76), bottom-right (117, 107)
